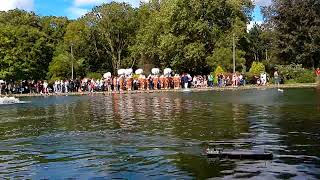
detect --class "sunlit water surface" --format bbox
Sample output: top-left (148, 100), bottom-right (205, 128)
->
top-left (0, 88), bottom-right (320, 179)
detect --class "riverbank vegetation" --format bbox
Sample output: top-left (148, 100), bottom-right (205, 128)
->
top-left (0, 0), bottom-right (319, 83)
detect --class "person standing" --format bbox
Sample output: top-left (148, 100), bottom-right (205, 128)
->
top-left (274, 70), bottom-right (280, 86)
top-left (182, 74), bottom-right (189, 89)
top-left (315, 68), bottom-right (320, 85)
top-left (263, 72), bottom-right (267, 85)
top-left (218, 74), bottom-right (223, 87)
top-left (208, 74), bottom-right (213, 87)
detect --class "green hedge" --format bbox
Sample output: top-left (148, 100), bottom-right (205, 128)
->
top-left (276, 64), bottom-right (316, 83)
top-left (86, 72), bottom-right (102, 80)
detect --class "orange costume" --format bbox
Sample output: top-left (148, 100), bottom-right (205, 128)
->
top-left (153, 76), bottom-right (159, 90)
top-left (174, 75), bottom-right (181, 89)
top-left (119, 77), bottom-right (124, 91)
top-left (159, 76), bottom-right (165, 89)
top-left (143, 77), bottom-right (148, 90)
top-left (139, 76), bottom-right (146, 90)
top-left (127, 77), bottom-right (133, 91)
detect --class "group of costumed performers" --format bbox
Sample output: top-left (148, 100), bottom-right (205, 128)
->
top-left (103, 68), bottom-right (183, 91)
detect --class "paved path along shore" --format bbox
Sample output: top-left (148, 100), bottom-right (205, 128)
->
top-left (1, 83), bottom-right (318, 98)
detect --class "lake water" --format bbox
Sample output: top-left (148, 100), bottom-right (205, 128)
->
top-left (0, 88), bottom-right (319, 179)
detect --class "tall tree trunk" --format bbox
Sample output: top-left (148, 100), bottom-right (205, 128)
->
top-left (112, 55), bottom-right (117, 75)
top-left (117, 50), bottom-right (121, 70)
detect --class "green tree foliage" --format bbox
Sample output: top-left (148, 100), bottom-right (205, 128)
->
top-left (40, 16), bottom-right (70, 46)
top-left (207, 47), bottom-right (246, 72)
top-left (0, 10), bottom-right (51, 80)
top-left (47, 53), bottom-right (72, 80)
top-left (86, 2), bottom-right (138, 73)
top-left (86, 72), bottom-right (102, 80)
top-left (133, 0), bottom-right (253, 74)
top-left (3, 1), bottom-right (317, 81)
top-left (47, 44), bottom-right (85, 80)
top-left (263, 0), bottom-right (320, 68)
top-left (276, 63), bottom-right (316, 83)
top-left (249, 61), bottom-right (265, 75)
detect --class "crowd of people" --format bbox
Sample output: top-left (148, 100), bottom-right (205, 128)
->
top-left (0, 68), bottom-right (284, 95)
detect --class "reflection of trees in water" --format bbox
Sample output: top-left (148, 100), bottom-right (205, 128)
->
top-left (231, 104), bottom-right (250, 139)
top-left (316, 88), bottom-right (320, 112)
top-left (237, 98), bottom-right (320, 178)
top-left (169, 153), bottom-right (236, 179)
top-left (245, 105), bottom-right (282, 151)
top-left (274, 104), bottom-right (320, 158)
top-left (0, 100), bottom-right (90, 139)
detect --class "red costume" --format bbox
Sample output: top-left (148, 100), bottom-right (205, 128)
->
top-left (316, 68), bottom-right (320, 76)
top-left (153, 76), bottom-right (159, 90)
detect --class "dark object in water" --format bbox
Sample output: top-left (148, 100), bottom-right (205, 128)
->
top-left (206, 149), bottom-right (273, 160)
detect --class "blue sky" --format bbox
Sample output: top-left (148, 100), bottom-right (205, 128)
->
top-left (0, 0), bottom-right (268, 22)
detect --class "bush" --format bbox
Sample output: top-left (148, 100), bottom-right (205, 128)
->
top-left (295, 70), bottom-right (316, 83)
top-left (213, 66), bottom-right (225, 83)
top-left (244, 72), bottom-right (256, 84)
top-left (213, 66), bottom-right (225, 77)
top-left (249, 62), bottom-right (266, 75)
top-left (86, 72), bottom-right (102, 80)
top-left (284, 79), bottom-right (297, 84)
top-left (132, 74), bottom-right (139, 79)
top-left (276, 64), bottom-right (316, 83)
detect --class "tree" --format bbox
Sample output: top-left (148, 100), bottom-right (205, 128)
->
top-left (63, 20), bottom-right (89, 79)
top-left (47, 53), bottom-right (73, 80)
top-left (133, 0), bottom-right (253, 74)
top-left (47, 43), bottom-right (85, 80)
top-left (86, 2), bottom-right (138, 74)
top-left (0, 10), bottom-right (51, 80)
top-left (207, 47), bottom-right (246, 72)
top-left (263, 0), bottom-right (320, 68)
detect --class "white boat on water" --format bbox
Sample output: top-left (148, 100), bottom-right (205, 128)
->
top-left (0, 97), bottom-right (21, 105)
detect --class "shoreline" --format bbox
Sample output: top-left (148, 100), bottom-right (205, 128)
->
top-left (0, 83), bottom-right (318, 98)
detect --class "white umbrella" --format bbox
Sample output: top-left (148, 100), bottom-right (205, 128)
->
top-left (103, 72), bottom-right (112, 78)
top-left (125, 68), bottom-right (133, 75)
top-left (117, 69), bottom-right (126, 75)
top-left (164, 68), bottom-right (172, 76)
top-left (135, 69), bottom-right (143, 75)
top-left (0, 80), bottom-right (4, 83)
top-left (151, 68), bottom-right (160, 75)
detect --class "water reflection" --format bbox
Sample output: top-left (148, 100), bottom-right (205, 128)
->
top-left (0, 89), bottom-right (319, 179)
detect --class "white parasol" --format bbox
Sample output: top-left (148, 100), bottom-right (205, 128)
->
top-left (135, 69), bottom-right (143, 75)
top-left (117, 69), bottom-right (126, 75)
top-left (125, 68), bottom-right (133, 76)
top-left (151, 68), bottom-right (160, 75)
top-left (163, 68), bottom-right (172, 76)
top-left (103, 72), bottom-right (112, 79)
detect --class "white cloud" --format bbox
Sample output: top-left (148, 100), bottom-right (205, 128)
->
top-left (254, 0), bottom-right (272, 7)
top-left (74, 0), bottom-right (147, 7)
top-left (74, 0), bottom-right (103, 7)
top-left (68, 6), bottom-right (89, 19)
top-left (247, 21), bottom-right (262, 31)
top-left (70, 0), bottom-right (145, 18)
top-left (0, 0), bottom-right (34, 11)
